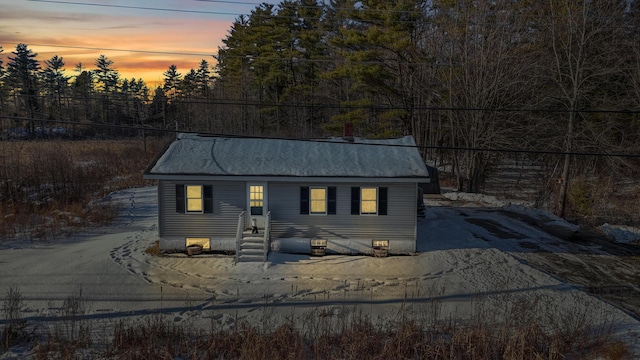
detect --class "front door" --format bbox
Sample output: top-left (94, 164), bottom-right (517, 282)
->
top-left (247, 183), bottom-right (267, 229)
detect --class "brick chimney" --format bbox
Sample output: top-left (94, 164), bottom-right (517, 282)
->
top-left (343, 122), bottom-right (354, 142)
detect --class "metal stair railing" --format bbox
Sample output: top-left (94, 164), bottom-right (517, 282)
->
top-left (263, 211), bottom-right (271, 262)
top-left (235, 211), bottom-right (246, 264)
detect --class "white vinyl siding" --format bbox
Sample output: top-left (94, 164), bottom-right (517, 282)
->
top-left (270, 183), bottom-right (416, 247)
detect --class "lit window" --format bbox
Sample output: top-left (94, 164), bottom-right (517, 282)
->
top-left (186, 185), bottom-right (203, 212)
top-left (186, 238), bottom-right (210, 250)
top-left (361, 187), bottom-right (377, 214)
top-left (310, 188), bottom-right (327, 215)
top-left (250, 185), bottom-right (263, 215)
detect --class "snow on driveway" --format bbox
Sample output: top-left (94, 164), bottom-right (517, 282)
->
top-left (1, 186), bottom-right (639, 356)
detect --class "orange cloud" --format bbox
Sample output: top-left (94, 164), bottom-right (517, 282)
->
top-left (0, 5), bottom-right (241, 87)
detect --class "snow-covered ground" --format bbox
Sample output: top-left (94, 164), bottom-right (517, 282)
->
top-left (1, 186), bottom-right (640, 357)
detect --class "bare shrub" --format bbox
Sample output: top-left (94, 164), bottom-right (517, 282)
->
top-left (34, 295), bottom-right (631, 360)
top-left (35, 291), bottom-right (93, 359)
top-left (2, 286), bottom-right (28, 350)
top-left (15, 284), bottom-right (633, 358)
top-left (0, 138), bottom-right (168, 241)
top-left (144, 240), bottom-right (163, 257)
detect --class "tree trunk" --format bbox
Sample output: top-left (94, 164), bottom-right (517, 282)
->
top-left (557, 109), bottom-right (575, 218)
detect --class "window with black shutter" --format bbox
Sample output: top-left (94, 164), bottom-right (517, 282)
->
top-left (176, 184), bottom-right (185, 213)
top-left (301, 186), bottom-right (336, 215)
top-left (176, 184), bottom-right (213, 214)
top-left (351, 187), bottom-right (360, 215)
top-left (203, 185), bottom-right (213, 213)
top-left (379, 187), bottom-right (388, 215)
top-left (328, 187), bottom-right (336, 215)
top-left (300, 187), bottom-right (309, 214)
top-left (351, 186), bottom-right (387, 216)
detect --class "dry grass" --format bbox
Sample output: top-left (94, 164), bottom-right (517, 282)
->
top-left (144, 240), bottom-right (163, 257)
top-left (19, 292), bottom-right (633, 360)
top-left (0, 138), bottom-right (169, 241)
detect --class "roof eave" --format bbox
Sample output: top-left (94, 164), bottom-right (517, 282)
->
top-left (143, 173), bottom-right (430, 183)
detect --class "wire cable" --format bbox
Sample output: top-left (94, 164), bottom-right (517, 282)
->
top-left (19, 43), bottom-right (214, 57)
top-left (27, 0), bottom-right (241, 16)
top-left (2, 115), bottom-right (639, 159)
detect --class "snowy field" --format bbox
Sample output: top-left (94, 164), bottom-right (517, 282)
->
top-left (1, 186), bottom-right (640, 357)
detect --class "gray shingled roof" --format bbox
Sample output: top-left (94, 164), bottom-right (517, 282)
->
top-left (145, 134), bottom-right (430, 179)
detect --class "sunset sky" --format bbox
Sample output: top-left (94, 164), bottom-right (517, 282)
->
top-left (0, 0), bottom-right (267, 88)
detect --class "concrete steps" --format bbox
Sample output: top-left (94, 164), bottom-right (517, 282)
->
top-left (236, 231), bottom-right (267, 262)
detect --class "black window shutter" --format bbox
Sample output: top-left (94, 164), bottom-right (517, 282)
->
top-left (328, 187), bottom-right (337, 215)
top-left (300, 187), bottom-right (309, 214)
top-left (351, 187), bottom-right (360, 215)
top-left (379, 187), bottom-right (388, 215)
top-left (203, 185), bottom-right (213, 213)
top-left (176, 184), bottom-right (185, 213)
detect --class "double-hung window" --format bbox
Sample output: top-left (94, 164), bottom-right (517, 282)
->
top-left (176, 184), bottom-right (213, 213)
top-left (351, 187), bottom-right (387, 215)
top-left (360, 187), bottom-right (377, 215)
top-left (186, 185), bottom-right (203, 212)
top-left (310, 188), bottom-right (327, 215)
top-left (300, 187), bottom-right (336, 215)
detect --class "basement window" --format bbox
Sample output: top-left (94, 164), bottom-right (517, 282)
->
top-left (186, 237), bottom-right (210, 250)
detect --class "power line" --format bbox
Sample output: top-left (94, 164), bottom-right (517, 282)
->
top-left (27, 0), bottom-right (636, 23)
top-left (10, 93), bottom-right (640, 115)
top-left (27, 0), bottom-right (241, 16)
top-left (192, 0), bottom-right (265, 5)
top-left (24, 0), bottom-right (633, 34)
top-left (20, 43), bottom-right (214, 58)
top-left (2, 115), bottom-right (639, 159)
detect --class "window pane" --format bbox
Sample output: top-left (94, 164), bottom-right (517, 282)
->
top-left (186, 185), bottom-right (202, 199)
top-left (311, 188), bottom-right (326, 201)
top-left (310, 188), bottom-right (326, 214)
top-left (187, 198), bottom-right (203, 212)
top-left (250, 185), bottom-right (263, 213)
top-left (361, 188), bottom-right (376, 201)
top-left (361, 201), bottom-right (377, 214)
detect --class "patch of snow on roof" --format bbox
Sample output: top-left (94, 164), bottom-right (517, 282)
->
top-left (148, 134), bottom-right (430, 178)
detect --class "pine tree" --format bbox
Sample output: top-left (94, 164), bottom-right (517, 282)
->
top-left (94, 54), bottom-right (119, 94)
top-left (93, 54), bottom-right (120, 129)
top-left (42, 55), bottom-right (69, 113)
top-left (7, 43), bottom-right (40, 124)
top-left (0, 46), bottom-right (7, 115)
top-left (163, 64), bottom-right (181, 98)
top-left (196, 60), bottom-right (211, 98)
top-left (325, 0), bottom-right (425, 137)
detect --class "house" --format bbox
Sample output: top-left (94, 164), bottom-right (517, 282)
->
top-left (143, 133), bottom-right (430, 260)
